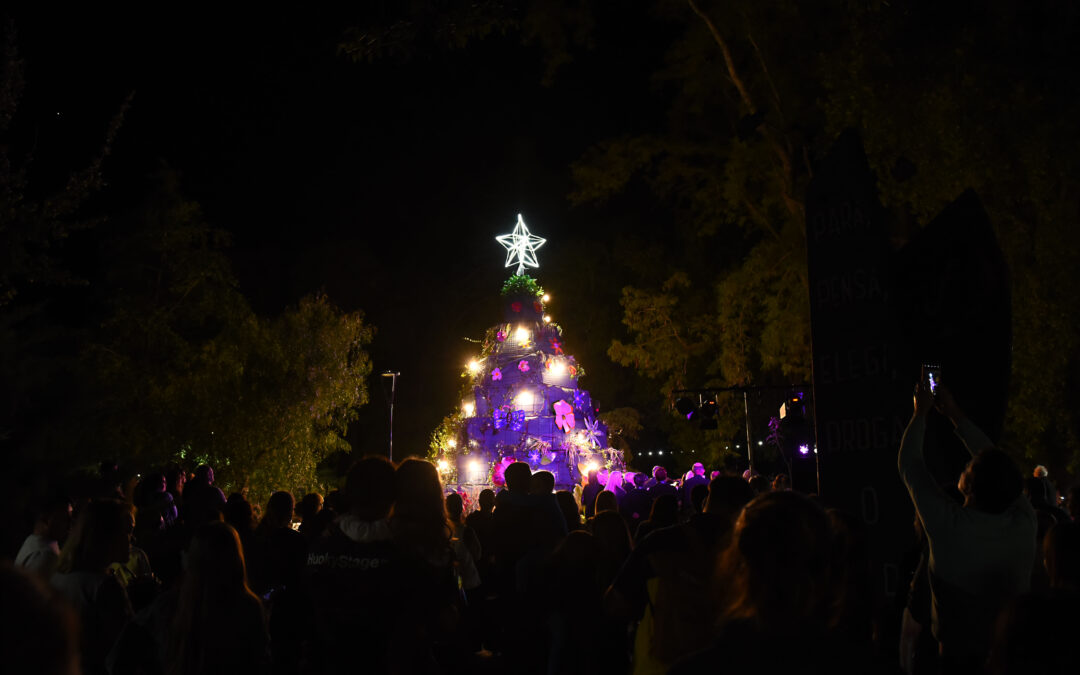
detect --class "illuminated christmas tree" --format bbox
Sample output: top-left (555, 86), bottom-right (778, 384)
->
top-left (433, 215), bottom-right (623, 491)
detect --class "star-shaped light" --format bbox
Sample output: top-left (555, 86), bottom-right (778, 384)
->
top-left (496, 214), bottom-right (546, 276)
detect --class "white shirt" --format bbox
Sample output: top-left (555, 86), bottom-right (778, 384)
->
top-left (14, 533), bottom-right (60, 576)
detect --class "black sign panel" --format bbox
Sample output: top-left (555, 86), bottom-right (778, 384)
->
top-left (805, 130), bottom-right (912, 600)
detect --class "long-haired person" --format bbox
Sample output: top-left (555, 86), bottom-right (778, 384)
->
top-left (672, 491), bottom-right (890, 674)
top-left (166, 521), bottom-right (268, 675)
top-left (51, 499), bottom-right (135, 675)
top-left (391, 458), bottom-right (479, 671)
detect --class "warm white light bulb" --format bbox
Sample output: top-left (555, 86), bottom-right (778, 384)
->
top-left (468, 460), bottom-right (482, 478)
top-left (467, 360), bottom-right (481, 374)
top-left (515, 390), bottom-right (534, 407)
top-left (462, 402), bottom-right (475, 416)
top-left (543, 315), bottom-right (551, 323)
top-left (515, 326), bottom-right (530, 345)
top-left (447, 439), bottom-right (457, 448)
top-left (550, 360), bottom-right (566, 376)
top-left (542, 294), bottom-right (550, 303)
top-left (586, 461), bottom-right (599, 476)
top-left (437, 460), bottom-right (449, 472)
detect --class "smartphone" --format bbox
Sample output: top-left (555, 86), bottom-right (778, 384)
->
top-left (922, 364), bottom-right (942, 396)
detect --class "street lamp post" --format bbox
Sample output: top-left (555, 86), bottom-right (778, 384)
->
top-left (381, 371), bottom-right (400, 462)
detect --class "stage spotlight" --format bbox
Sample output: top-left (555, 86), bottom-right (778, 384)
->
top-left (675, 398), bottom-right (696, 418)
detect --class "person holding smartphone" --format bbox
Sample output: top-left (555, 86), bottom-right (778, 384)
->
top-left (897, 380), bottom-right (1036, 674)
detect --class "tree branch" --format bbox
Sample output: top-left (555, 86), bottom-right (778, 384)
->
top-left (688, 1), bottom-right (804, 221)
top-left (688, 0), bottom-right (756, 114)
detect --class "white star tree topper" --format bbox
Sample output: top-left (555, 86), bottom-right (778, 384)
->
top-left (496, 214), bottom-right (546, 276)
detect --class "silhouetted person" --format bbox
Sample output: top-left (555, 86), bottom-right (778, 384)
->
top-left (1024, 476), bottom-right (1070, 526)
top-left (1066, 484), bottom-right (1080, 521)
top-left (392, 458), bottom-right (478, 671)
top-left (634, 493), bottom-right (678, 545)
top-left (135, 473), bottom-right (178, 528)
top-left (446, 492), bottom-right (482, 563)
top-left (689, 484), bottom-right (708, 516)
top-left (1, 562), bottom-right (80, 675)
top-left (531, 470), bottom-right (556, 495)
top-left (466, 488), bottom-right (497, 572)
top-left (582, 469), bottom-right (604, 519)
top-left (16, 494), bottom-right (72, 578)
top-left (51, 499), bottom-right (135, 675)
top-left (249, 491), bottom-right (306, 673)
top-left (556, 490), bottom-right (583, 532)
top-left (647, 466), bottom-right (678, 506)
top-left (1043, 520), bottom-right (1080, 591)
top-left (296, 492), bottom-right (328, 541)
top-left (748, 474), bottom-right (771, 495)
top-left (590, 510), bottom-right (632, 587)
top-left (97, 460), bottom-right (124, 500)
top-left (898, 383), bottom-right (1036, 673)
top-left (164, 463), bottom-right (186, 509)
top-left (491, 462), bottom-right (562, 672)
top-left (608, 475), bottom-right (753, 674)
top-left (181, 465), bottom-right (226, 528)
top-left (303, 455), bottom-right (405, 674)
top-left (167, 522), bottom-right (269, 675)
top-left (620, 472), bottom-right (651, 529)
top-left (224, 493), bottom-right (256, 547)
top-left (543, 531), bottom-right (604, 674)
top-left (682, 462), bottom-right (709, 509)
top-left (671, 492), bottom-right (889, 674)
top-left (987, 590), bottom-right (1080, 675)
top-left (605, 470), bottom-right (626, 505)
top-left (594, 489), bottom-right (618, 515)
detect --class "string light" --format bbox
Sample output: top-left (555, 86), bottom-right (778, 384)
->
top-left (515, 326), bottom-right (531, 345)
top-left (467, 360), bottom-right (481, 374)
top-left (543, 315), bottom-right (551, 323)
top-left (437, 460), bottom-right (449, 473)
top-left (462, 402), bottom-right (475, 416)
top-left (447, 439), bottom-right (457, 448)
top-left (542, 294), bottom-right (550, 303)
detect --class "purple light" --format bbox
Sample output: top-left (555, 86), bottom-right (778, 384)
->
top-left (798, 444), bottom-right (810, 455)
top-left (685, 412), bottom-right (693, 420)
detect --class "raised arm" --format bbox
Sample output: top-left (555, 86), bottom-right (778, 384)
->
top-left (935, 385), bottom-right (995, 457)
top-left (898, 382), bottom-right (954, 537)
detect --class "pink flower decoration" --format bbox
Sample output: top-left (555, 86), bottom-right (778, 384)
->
top-left (491, 368), bottom-right (502, 381)
top-left (518, 360), bottom-right (530, 373)
top-left (553, 399), bottom-right (576, 432)
top-left (496, 330), bottom-right (507, 342)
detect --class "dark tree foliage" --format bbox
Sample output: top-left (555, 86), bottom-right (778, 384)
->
top-left (346, 1), bottom-right (1080, 473)
top-left (0, 30), bottom-right (374, 504)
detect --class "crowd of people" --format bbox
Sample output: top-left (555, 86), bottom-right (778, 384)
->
top-left (3, 384), bottom-right (1079, 674)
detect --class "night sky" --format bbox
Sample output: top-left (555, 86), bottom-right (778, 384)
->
top-left (10, 7), bottom-right (671, 457)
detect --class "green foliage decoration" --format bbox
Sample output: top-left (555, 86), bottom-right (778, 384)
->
top-left (500, 274), bottom-right (544, 298)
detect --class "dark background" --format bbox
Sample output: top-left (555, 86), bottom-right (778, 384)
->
top-left (8, 7), bottom-right (672, 458)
